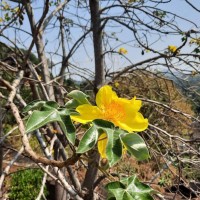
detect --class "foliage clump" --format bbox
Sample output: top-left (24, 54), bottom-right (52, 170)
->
top-left (8, 169), bottom-right (48, 200)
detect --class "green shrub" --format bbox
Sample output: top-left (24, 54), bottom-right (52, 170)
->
top-left (9, 169), bottom-right (48, 200)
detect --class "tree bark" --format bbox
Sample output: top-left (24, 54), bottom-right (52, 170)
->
top-left (24, 1), bottom-right (55, 101)
top-left (24, 2), bottom-right (68, 200)
top-left (82, 150), bottom-right (100, 200)
top-left (82, 1), bottom-right (104, 199)
top-left (0, 107), bottom-right (6, 176)
top-left (90, 0), bottom-right (104, 93)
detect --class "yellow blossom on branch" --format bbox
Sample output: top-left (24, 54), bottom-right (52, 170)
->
top-left (114, 81), bottom-right (119, 88)
top-left (190, 38), bottom-right (200, 45)
top-left (14, 7), bottom-right (20, 12)
top-left (2, 1), bottom-right (10, 10)
top-left (118, 47), bottom-right (128, 54)
top-left (168, 45), bottom-right (178, 53)
top-left (71, 85), bottom-right (148, 132)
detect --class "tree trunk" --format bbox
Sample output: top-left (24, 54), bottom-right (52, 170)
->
top-left (90, 0), bottom-right (104, 93)
top-left (24, 1), bottom-right (55, 101)
top-left (24, 2), bottom-right (67, 200)
top-left (82, 1), bottom-right (104, 199)
top-left (0, 107), bottom-right (6, 176)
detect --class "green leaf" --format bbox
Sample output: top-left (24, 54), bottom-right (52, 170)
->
top-left (76, 120), bottom-right (148, 166)
top-left (26, 110), bottom-right (61, 133)
top-left (92, 119), bottom-right (115, 129)
top-left (93, 120), bottom-right (122, 166)
top-left (58, 108), bottom-right (71, 116)
top-left (181, 37), bottom-right (186, 42)
top-left (121, 176), bottom-right (155, 199)
top-left (23, 100), bottom-right (59, 113)
top-left (65, 99), bottom-right (80, 109)
top-left (193, 48), bottom-right (200, 54)
top-left (120, 133), bottom-right (150, 161)
top-left (67, 90), bottom-right (90, 105)
top-left (60, 115), bottom-right (75, 144)
top-left (107, 182), bottom-right (125, 200)
top-left (106, 175), bottom-right (155, 200)
top-left (76, 126), bottom-right (98, 153)
top-left (25, 108), bottom-right (75, 144)
top-left (22, 100), bottom-right (46, 113)
top-left (106, 130), bottom-right (122, 166)
top-left (41, 101), bottom-right (59, 110)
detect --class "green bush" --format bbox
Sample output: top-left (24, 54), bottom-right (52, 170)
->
top-left (9, 169), bottom-right (48, 200)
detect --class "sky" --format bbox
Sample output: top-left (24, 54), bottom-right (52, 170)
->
top-left (1, 0), bottom-right (200, 80)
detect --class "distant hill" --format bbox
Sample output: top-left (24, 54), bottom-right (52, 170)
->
top-left (163, 69), bottom-right (200, 114)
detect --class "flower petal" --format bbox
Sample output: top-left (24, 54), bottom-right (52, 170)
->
top-left (118, 47), bottom-right (128, 54)
top-left (97, 133), bottom-right (107, 158)
top-left (117, 112), bottom-right (148, 132)
top-left (116, 97), bottom-right (142, 118)
top-left (96, 85), bottom-right (118, 109)
top-left (71, 104), bottom-right (102, 123)
top-left (131, 97), bottom-right (142, 112)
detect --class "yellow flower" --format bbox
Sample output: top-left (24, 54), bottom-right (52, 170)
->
top-left (168, 45), bottom-right (177, 53)
top-left (118, 47), bottom-right (128, 54)
top-left (114, 81), bottom-right (119, 88)
top-left (190, 38), bottom-right (200, 45)
top-left (98, 133), bottom-right (107, 158)
top-left (2, 1), bottom-right (10, 10)
top-left (71, 85), bottom-right (148, 132)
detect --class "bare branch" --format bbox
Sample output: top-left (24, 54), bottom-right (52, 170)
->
top-left (43, 0), bottom-right (70, 30)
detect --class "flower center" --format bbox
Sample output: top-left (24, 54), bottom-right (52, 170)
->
top-left (102, 101), bottom-right (125, 124)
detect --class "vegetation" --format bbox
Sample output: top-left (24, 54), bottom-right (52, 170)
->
top-left (0, 0), bottom-right (200, 199)
top-left (8, 169), bottom-right (48, 200)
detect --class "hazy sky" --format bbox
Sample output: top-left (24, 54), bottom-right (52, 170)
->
top-left (1, 0), bottom-right (200, 80)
